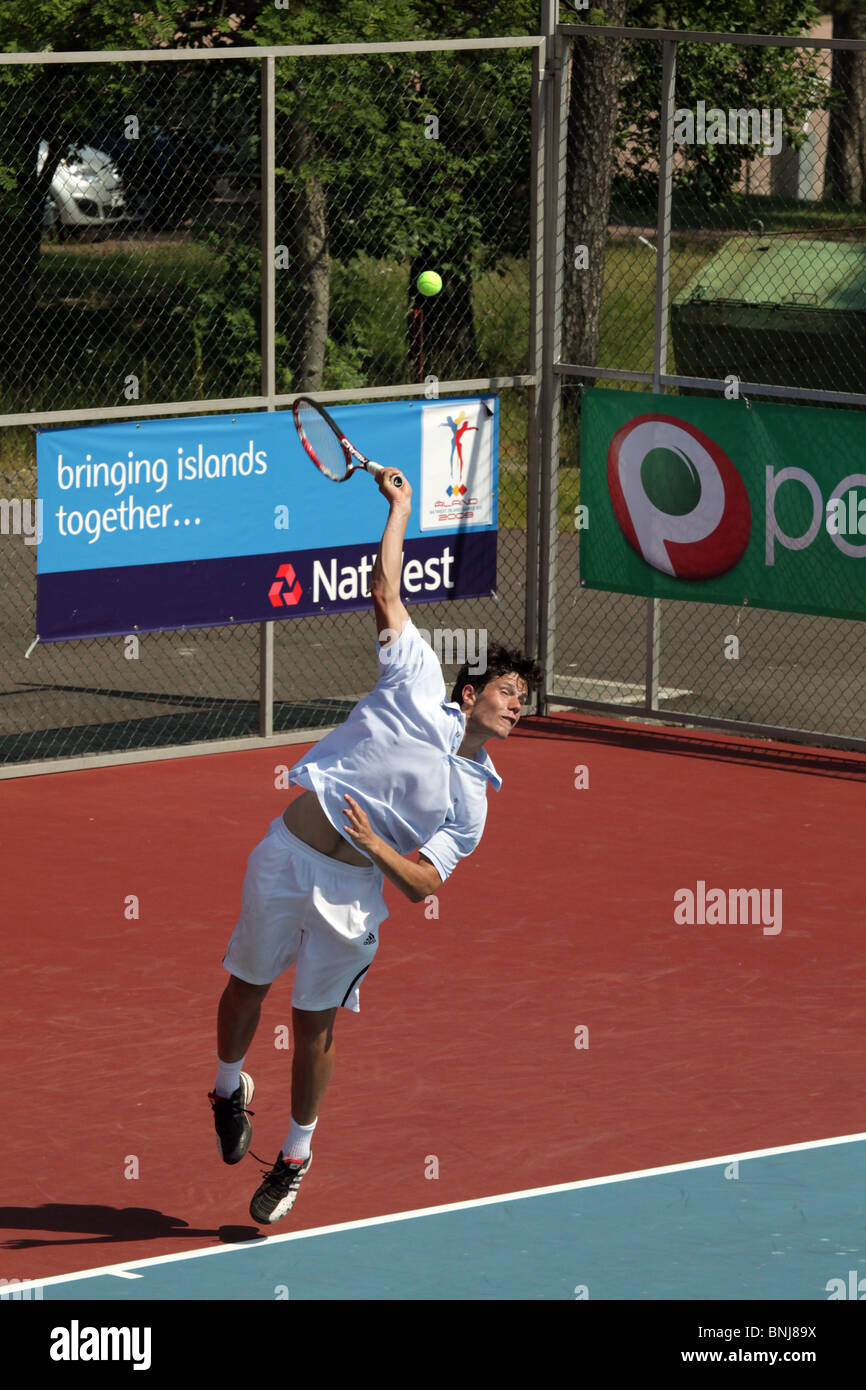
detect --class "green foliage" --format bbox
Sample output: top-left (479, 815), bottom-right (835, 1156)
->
top-left (0, 1), bottom-right (537, 401)
top-left (618, 0), bottom-right (826, 207)
top-left (241, 1), bottom-right (536, 382)
top-left (0, 1), bottom-right (157, 53)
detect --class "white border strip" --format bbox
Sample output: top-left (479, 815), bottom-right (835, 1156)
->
top-left (0, 726), bottom-right (337, 781)
top-left (0, 375), bottom-right (536, 429)
top-left (7, 1130), bottom-right (864, 1297)
top-left (0, 37), bottom-right (544, 67)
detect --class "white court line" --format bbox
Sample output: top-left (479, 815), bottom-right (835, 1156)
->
top-left (9, 1129), bottom-right (865, 1298)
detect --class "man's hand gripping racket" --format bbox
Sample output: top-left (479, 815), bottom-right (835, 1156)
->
top-left (293, 396), bottom-right (406, 492)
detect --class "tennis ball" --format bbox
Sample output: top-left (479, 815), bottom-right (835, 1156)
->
top-left (417, 270), bottom-right (442, 297)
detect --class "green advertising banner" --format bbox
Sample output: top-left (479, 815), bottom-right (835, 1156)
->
top-left (580, 388), bottom-right (866, 623)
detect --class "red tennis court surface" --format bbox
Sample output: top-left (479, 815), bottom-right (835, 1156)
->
top-left (2, 712), bottom-right (864, 1284)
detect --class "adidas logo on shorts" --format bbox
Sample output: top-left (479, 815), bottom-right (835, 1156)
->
top-left (363, 933), bottom-right (376, 945)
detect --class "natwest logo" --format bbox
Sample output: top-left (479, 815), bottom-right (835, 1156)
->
top-left (269, 562), bottom-right (303, 607)
top-left (312, 547), bottom-right (455, 602)
top-left (608, 414), bottom-right (750, 580)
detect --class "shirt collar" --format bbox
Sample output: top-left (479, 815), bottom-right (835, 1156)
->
top-left (441, 701), bottom-right (502, 790)
top-left (474, 746), bottom-right (502, 790)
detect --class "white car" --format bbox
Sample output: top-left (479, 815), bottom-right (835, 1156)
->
top-left (39, 141), bottom-right (134, 232)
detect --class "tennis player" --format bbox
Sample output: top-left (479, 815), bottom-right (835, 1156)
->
top-left (209, 469), bottom-right (541, 1225)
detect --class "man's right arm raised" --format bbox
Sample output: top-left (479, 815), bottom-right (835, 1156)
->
top-left (370, 469), bottom-right (413, 644)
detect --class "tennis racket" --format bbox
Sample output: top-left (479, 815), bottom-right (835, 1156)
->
top-left (292, 397), bottom-right (404, 487)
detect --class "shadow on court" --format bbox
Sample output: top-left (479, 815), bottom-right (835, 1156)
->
top-left (518, 712), bottom-right (866, 782)
top-left (0, 1204), bottom-right (264, 1251)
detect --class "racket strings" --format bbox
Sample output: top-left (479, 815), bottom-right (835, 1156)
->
top-left (297, 405), bottom-right (348, 480)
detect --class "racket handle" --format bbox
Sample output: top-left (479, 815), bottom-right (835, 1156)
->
top-left (369, 461), bottom-right (404, 488)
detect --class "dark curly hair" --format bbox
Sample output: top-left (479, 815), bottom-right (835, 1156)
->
top-left (450, 644), bottom-right (543, 707)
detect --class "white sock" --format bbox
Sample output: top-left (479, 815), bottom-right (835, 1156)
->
top-left (214, 1054), bottom-right (245, 1099)
top-left (282, 1114), bottom-right (317, 1163)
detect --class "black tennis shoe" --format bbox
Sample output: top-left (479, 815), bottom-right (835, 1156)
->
top-left (249, 1151), bottom-right (312, 1225)
top-left (208, 1072), bottom-right (255, 1165)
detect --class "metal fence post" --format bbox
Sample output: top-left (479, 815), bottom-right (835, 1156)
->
top-left (645, 37), bottom-right (677, 712)
top-left (259, 54), bottom-right (276, 738)
top-left (537, 4), bottom-right (567, 716)
top-left (525, 39), bottom-right (545, 669)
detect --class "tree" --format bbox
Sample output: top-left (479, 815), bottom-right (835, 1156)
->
top-left (616, 1), bottom-right (824, 208)
top-left (0, 2), bottom-right (159, 375)
top-left (243, 1), bottom-right (420, 391)
top-left (0, 3), bottom-right (274, 396)
top-left (825, 2), bottom-right (866, 204)
top-left (563, 2), bottom-right (628, 393)
top-left (241, 0), bottom-right (538, 387)
top-left (0, 1), bottom-right (538, 398)
top-left (561, 0), bottom-right (826, 398)
top-left (390, 1), bottom-right (539, 381)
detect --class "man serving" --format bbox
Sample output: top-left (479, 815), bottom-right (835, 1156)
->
top-left (209, 467), bottom-right (541, 1224)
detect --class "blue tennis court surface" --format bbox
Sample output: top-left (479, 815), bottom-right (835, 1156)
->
top-left (24, 1136), bottom-right (866, 1301)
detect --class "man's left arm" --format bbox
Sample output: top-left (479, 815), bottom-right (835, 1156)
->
top-left (342, 794), bottom-right (443, 904)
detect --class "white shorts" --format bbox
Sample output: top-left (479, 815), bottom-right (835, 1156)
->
top-left (222, 815), bottom-right (388, 1012)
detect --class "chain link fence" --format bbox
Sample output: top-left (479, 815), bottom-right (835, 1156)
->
top-left (5, 20), bottom-right (864, 772)
top-left (550, 20), bottom-right (866, 750)
top-left (0, 38), bottom-right (537, 769)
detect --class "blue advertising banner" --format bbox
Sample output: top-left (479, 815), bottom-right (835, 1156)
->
top-left (36, 397), bottom-right (498, 639)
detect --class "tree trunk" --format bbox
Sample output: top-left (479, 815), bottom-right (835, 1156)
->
top-left (562, 4), bottom-right (627, 413)
top-left (825, 8), bottom-right (866, 205)
top-left (1, 63), bottom-right (76, 383)
top-left (1, 134), bottom-right (64, 382)
top-left (289, 88), bottom-right (329, 393)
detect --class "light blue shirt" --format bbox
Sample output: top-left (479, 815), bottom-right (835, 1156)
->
top-left (288, 619), bottom-right (501, 882)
